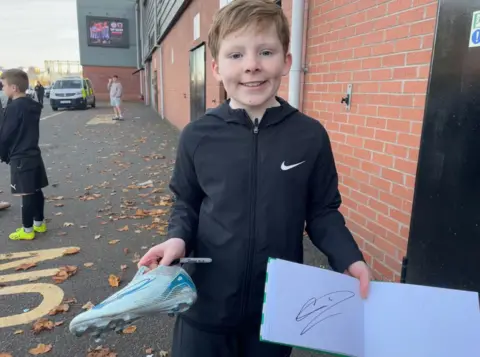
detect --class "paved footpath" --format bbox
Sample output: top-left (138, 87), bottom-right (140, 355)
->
top-left (0, 102), bottom-right (329, 357)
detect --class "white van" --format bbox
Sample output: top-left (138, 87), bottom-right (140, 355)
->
top-left (49, 77), bottom-right (96, 111)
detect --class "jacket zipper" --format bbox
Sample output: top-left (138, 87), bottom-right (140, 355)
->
top-left (241, 117), bottom-right (259, 321)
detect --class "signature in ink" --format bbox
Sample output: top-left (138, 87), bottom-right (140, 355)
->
top-left (296, 290), bottom-right (355, 335)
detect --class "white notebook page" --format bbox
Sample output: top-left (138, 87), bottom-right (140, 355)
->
top-left (364, 281), bottom-right (480, 357)
top-left (260, 258), bottom-right (364, 357)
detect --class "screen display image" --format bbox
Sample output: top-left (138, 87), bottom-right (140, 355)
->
top-left (86, 16), bottom-right (129, 48)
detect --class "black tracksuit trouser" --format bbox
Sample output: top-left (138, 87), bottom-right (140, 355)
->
top-left (171, 316), bottom-right (292, 357)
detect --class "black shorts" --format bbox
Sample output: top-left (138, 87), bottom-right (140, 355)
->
top-left (10, 157), bottom-right (49, 195)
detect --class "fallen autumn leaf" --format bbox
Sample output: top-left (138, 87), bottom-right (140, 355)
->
top-left (62, 247), bottom-right (80, 256)
top-left (48, 304), bottom-right (69, 315)
top-left (82, 301), bottom-right (95, 310)
top-left (52, 265), bottom-right (77, 284)
top-left (79, 193), bottom-right (102, 201)
top-left (32, 318), bottom-right (54, 334)
top-left (29, 343), bottom-right (53, 355)
top-left (132, 253), bottom-right (141, 263)
top-left (86, 346), bottom-right (117, 357)
top-left (108, 274), bottom-right (120, 287)
top-left (122, 325), bottom-right (136, 334)
top-left (15, 262), bottom-right (37, 271)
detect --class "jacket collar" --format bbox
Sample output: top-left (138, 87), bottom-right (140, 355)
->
top-left (206, 96), bottom-right (298, 129)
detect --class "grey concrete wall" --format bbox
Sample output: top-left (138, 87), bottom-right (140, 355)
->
top-left (141, 0), bottom-right (156, 59)
top-left (156, 0), bottom-right (188, 42)
top-left (140, 0), bottom-right (188, 61)
top-left (76, 0), bottom-right (137, 67)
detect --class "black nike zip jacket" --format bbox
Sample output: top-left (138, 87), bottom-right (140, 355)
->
top-left (167, 98), bottom-right (365, 332)
top-left (0, 97), bottom-right (43, 163)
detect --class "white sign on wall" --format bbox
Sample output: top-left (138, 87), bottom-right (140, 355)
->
top-left (193, 13), bottom-right (200, 41)
top-left (469, 10), bottom-right (480, 48)
top-left (220, 0), bottom-right (233, 8)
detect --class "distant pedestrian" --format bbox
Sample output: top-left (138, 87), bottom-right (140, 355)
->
top-left (107, 75), bottom-right (123, 120)
top-left (34, 81), bottom-right (45, 105)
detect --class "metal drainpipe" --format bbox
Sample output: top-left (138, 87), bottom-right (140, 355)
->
top-left (159, 45), bottom-right (164, 119)
top-left (288, 0), bottom-right (306, 109)
top-left (135, 2), bottom-right (140, 70)
top-left (139, 0), bottom-right (146, 102)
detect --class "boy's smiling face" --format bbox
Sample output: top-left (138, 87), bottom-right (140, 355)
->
top-left (212, 22), bottom-right (292, 119)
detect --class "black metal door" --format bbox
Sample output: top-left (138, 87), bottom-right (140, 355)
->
top-left (406, 0), bottom-right (480, 293)
top-left (189, 44), bottom-right (206, 121)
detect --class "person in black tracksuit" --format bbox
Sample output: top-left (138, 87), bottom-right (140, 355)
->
top-left (34, 82), bottom-right (45, 105)
top-left (137, 1), bottom-right (371, 356)
top-left (0, 69), bottom-right (49, 240)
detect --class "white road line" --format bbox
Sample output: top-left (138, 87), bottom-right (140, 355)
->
top-left (40, 112), bottom-right (64, 121)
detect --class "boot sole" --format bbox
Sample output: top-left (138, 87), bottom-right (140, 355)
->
top-left (70, 299), bottom-right (194, 338)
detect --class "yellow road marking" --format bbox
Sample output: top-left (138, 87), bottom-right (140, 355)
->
top-left (0, 283), bottom-right (64, 328)
top-left (0, 269), bottom-right (60, 284)
top-left (0, 247), bottom-right (79, 271)
top-left (0, 247), bottom-right (80, 328)
top-left (86, 114), bottom-right (117, 125)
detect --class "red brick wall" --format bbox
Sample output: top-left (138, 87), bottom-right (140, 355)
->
top-left (82, 66), bottom-right (142, 102)
top-left (161, 0), bottom-right (223, 129)
top-left (283, 0), bottom-right (438, 281)
top-left (157, 0), bottom-right (438, 281)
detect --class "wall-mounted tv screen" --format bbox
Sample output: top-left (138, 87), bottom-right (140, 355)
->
top-left (86, 16), bottom-right (129, 48)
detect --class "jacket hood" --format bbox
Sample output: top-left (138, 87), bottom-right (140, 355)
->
top-left (16, 96), bottom-right (43, 114)
top-left (13, 96), bottom-right (43, 114)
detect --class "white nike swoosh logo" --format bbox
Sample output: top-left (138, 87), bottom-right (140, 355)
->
top-left (281, 161), bottom-right (305, 171)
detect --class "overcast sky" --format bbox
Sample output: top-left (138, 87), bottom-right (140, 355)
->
top-left (0, 0), bottom-right (79, 69)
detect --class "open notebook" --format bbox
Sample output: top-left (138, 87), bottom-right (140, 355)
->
top-left (260, 258), bottom-right (480, 357)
